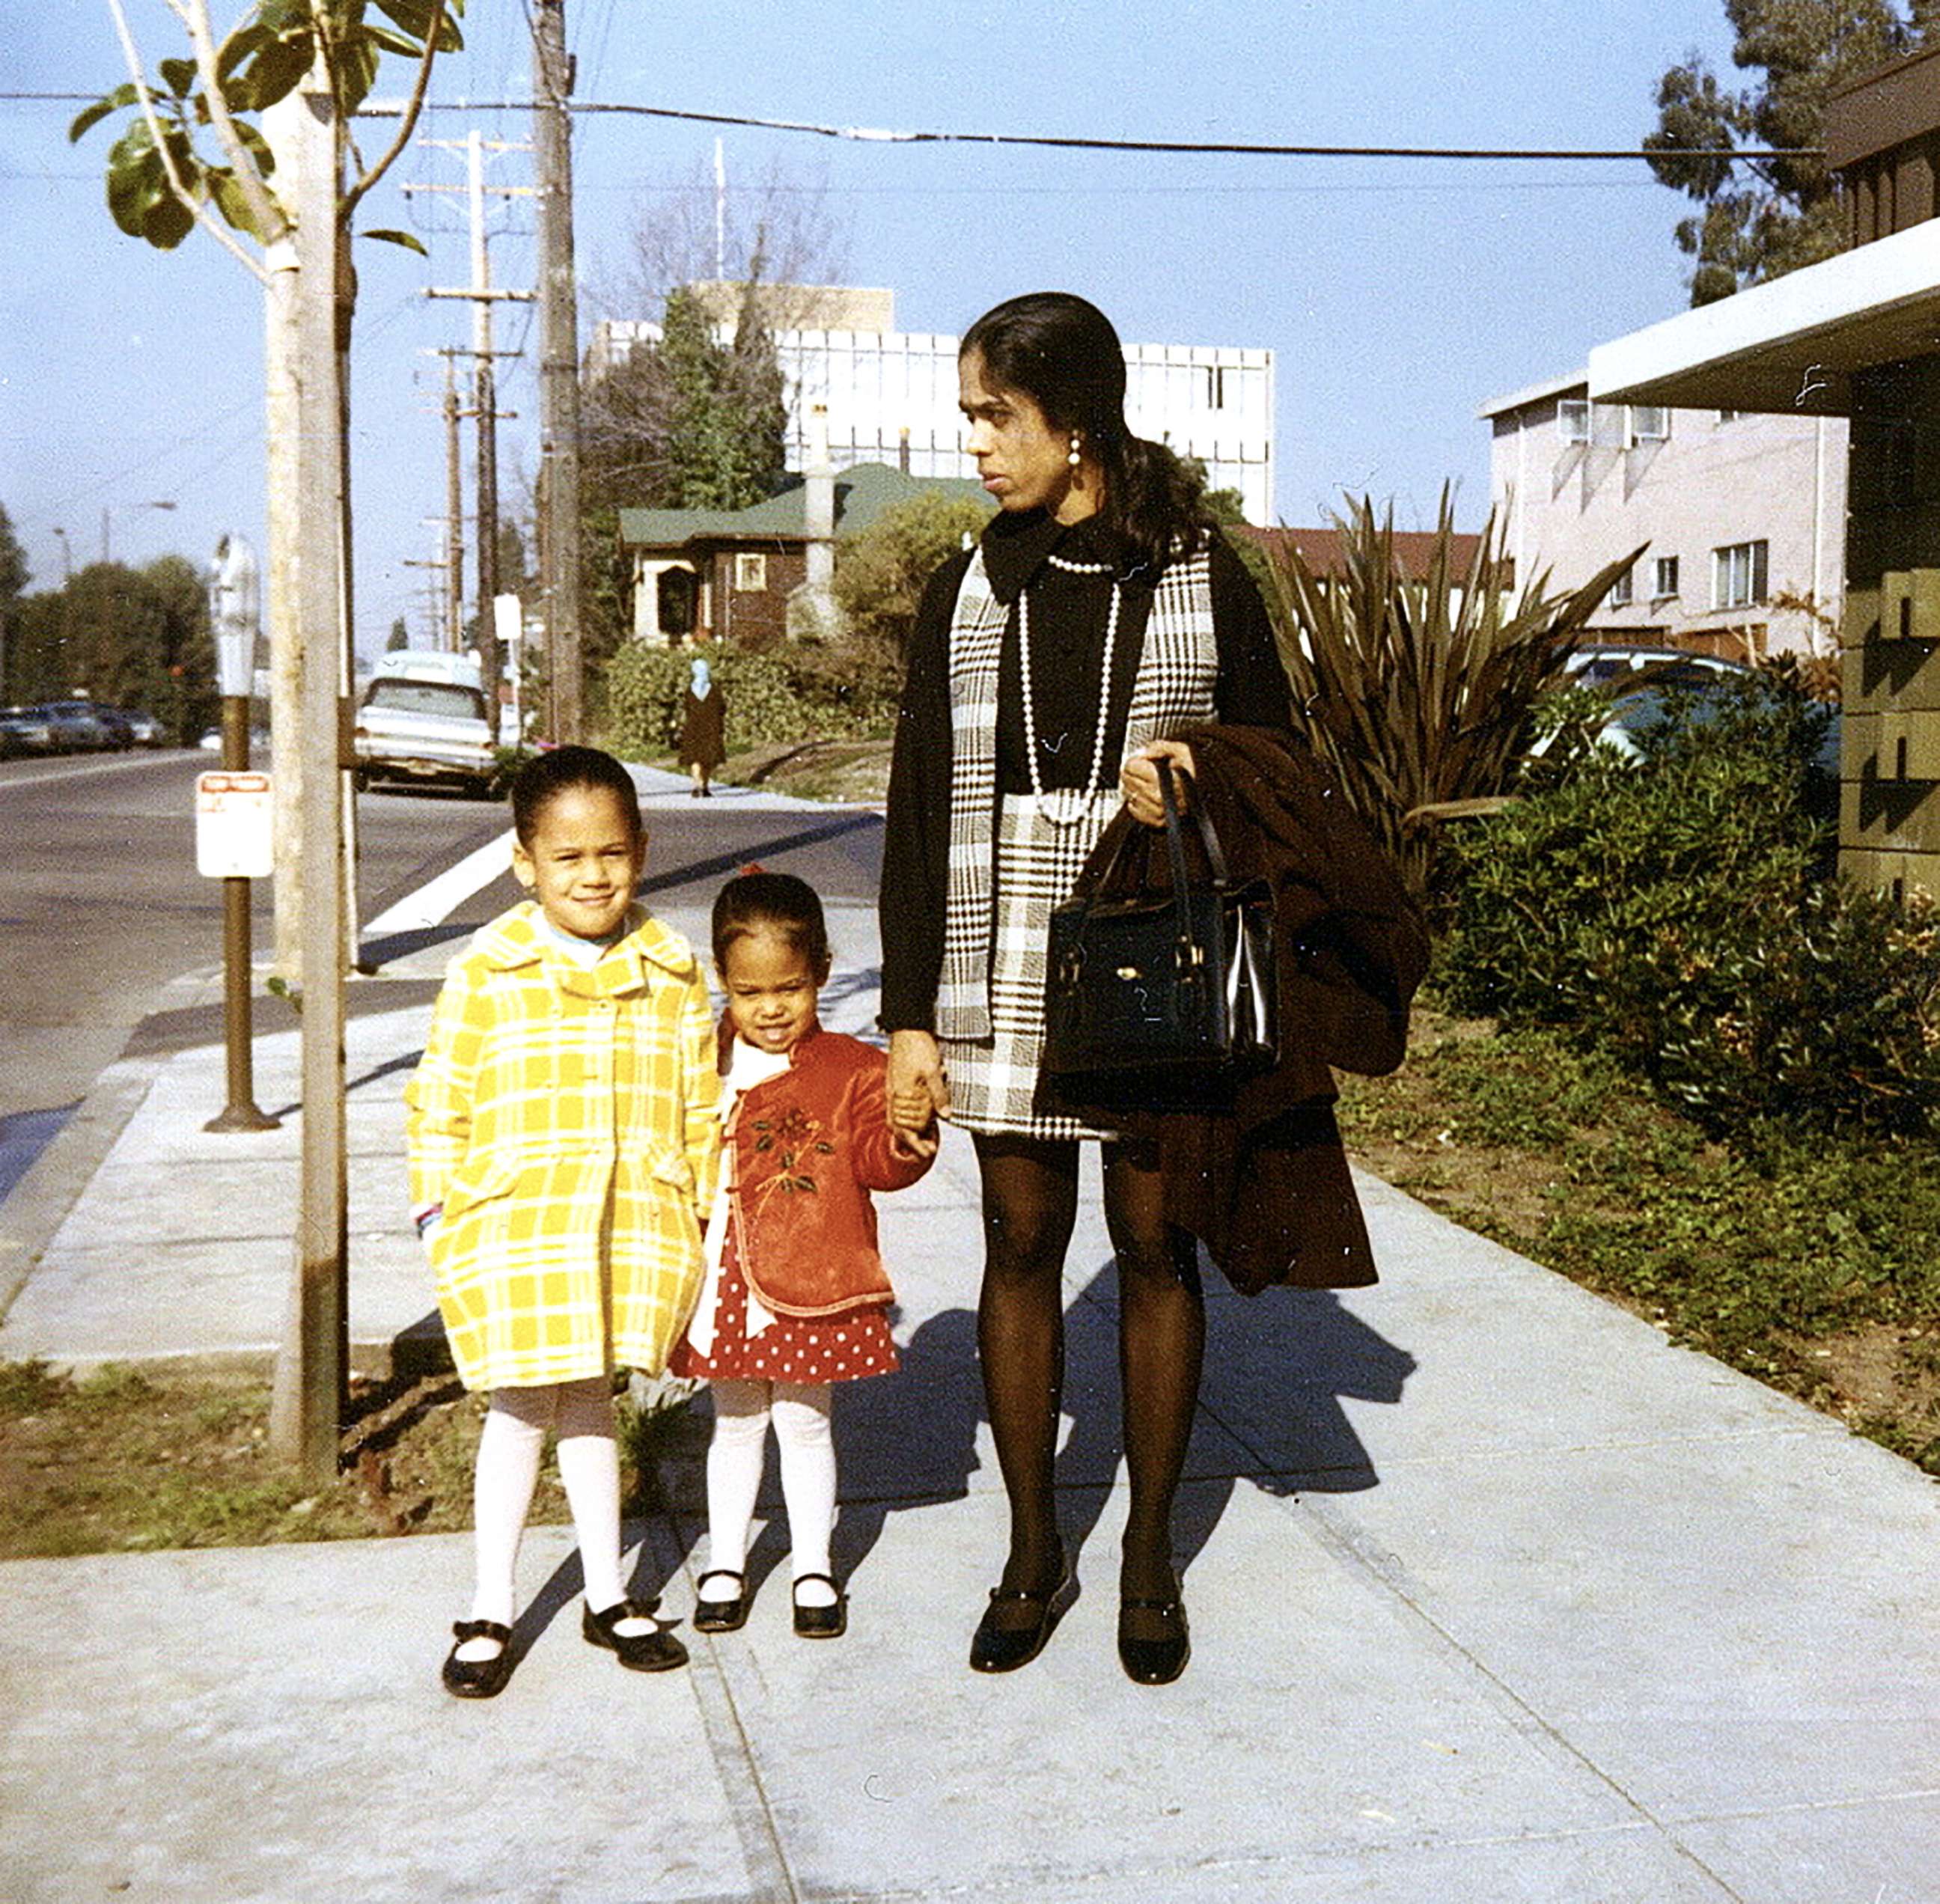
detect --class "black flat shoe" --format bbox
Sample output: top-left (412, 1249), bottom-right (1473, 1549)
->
top-left (1117, 1593), bottom-right (1190, 1685)
top-left (969, 1563), bottom-right (1070, 1674)
top-left (791, 1573), bottom-right (847, 1639)
top-left (583, 1598), bottom-right (688, 1673)
top-left (441, 1619), bottom-right (513, 1699)
top-left (693, 1569), bottom-right (748, 1634)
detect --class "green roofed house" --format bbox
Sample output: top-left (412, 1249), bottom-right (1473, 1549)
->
top-left (617, 456), bottom-right (991, 648)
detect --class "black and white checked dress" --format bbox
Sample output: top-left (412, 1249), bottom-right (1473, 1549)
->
top-left (937, 543), bottom-right (1221, 1139)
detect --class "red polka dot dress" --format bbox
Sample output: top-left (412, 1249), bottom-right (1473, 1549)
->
top-left (671, 1037), bottom-right (900, 1386)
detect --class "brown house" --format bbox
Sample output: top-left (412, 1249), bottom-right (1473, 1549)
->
top-left (617, 463), bottom-right (990, 648)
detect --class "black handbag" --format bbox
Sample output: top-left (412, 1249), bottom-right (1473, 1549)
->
top-left (1042, 758), bottom-right (1278, 1112)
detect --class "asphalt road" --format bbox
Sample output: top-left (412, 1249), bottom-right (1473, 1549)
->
top-left (0, 754), bottom-right (888, 1202)
top-left (0, 751), bottom-right (510, 1189)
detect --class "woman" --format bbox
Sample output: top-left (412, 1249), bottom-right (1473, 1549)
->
top-left (879, 293), bottom-right (1292, 1685)
top-left (679, 654), bottom-right (725, 798)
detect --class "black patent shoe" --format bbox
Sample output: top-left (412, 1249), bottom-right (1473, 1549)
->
top-left (1117, 1593), bottom-right (1190, 1685)
top-left (969, 1563), bottom-right (1070, 1673)
top-left (692, 1569), bottom-right (748, 1634)
top-left (583, 1598), bottom-right (689, 1673)
top-left (442, 1619), bottom-right (514, 1699)
top-left (791, 1573), bottom-right (847, 1639)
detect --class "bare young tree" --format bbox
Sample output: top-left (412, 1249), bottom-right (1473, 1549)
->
top-left (597, 148), bottom-right (852, 333)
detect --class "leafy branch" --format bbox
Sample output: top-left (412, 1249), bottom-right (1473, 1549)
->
top-left (74, 0), bottom-right (463, 275)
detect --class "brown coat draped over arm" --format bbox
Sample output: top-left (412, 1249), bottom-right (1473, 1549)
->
top-left (1099, 723), bottom-right (1430, 1294)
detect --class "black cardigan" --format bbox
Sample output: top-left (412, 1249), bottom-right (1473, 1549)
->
top-left (877, 511), bottom-right (1290, 1033)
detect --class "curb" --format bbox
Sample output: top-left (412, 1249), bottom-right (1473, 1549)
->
top-left (0, 965), bottom-right (224, 1328)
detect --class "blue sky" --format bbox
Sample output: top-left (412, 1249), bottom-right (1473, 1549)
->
top-left (3, 1), bottom-right (1739, 656)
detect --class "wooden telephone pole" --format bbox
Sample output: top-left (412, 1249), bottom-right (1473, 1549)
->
top-left (267, 61), bottom-right (349, 1486)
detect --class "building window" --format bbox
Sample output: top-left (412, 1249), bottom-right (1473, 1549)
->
top-left (1204, 365), bottom-right (1227, 409)
top-left (1653, 555), bottom-right (1680, 600)
top-left (733, 552), bottom-right (767, 593)
top-left (1608, 563), bottom-right (1634, 608)
top-left (1628, 405), bottom-right (1670, 445)
top-left (1712, 540), bottom-right (1769, 610)
top-left (1558, 397), bottom-right (1590, 444)
top-left (1716, 409), bottom-right (1742, 425)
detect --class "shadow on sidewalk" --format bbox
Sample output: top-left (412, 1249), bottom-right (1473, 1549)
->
top-left (659, 1259), bottom-right (1418, 1604)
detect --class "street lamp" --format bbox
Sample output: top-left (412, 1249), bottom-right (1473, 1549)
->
top-left (49, 526), bottom-right (71, 585)
top-left (102, 499), bottom-right (177, 565)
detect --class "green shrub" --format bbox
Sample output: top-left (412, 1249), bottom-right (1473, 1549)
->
top-left (1441, 672), bottom-right (1940, 1135)
top-left (833, 491), bottom-right (991, 659)
top-left (600, 638), bottom-right (898, 760)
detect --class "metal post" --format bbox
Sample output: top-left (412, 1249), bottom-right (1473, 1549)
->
top-left (205, 534), bottom-right (277, 1135)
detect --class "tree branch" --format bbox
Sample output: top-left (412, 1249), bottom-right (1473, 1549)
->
top-left (176, 0), bottom-right (290, 251)
top-left (341, 0), bottom-right (449, 224)
top-left (105, 0), bottom-right (268, 282)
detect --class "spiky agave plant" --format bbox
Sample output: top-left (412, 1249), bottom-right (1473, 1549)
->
top-left (1254, 488), bottom-right (1639, 904)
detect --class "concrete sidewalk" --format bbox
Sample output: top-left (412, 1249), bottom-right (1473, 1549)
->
top-left (1, 768), bottom-right (1935, 1904)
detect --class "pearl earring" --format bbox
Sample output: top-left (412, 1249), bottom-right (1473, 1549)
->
top-left (1068, 431), bottom-right (1082, 470)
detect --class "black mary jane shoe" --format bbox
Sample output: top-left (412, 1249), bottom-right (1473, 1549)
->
top-left (969, 1563), bottom-right (1070, 1674)
top-left (583, 1598), bottom-right (689, 1673)
top-left (692, 1569), bottom-right (748, 1634)
top-left (1117, 1593), bottom-right (1191, 1686)
top-left (791, 1573), bottom-right (847, 1640)
top-left (441, 1619), bottom-right (514, 1699)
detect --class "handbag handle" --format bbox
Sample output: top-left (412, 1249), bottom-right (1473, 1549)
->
top-left (1057, 756), bottom-right (1231, 979)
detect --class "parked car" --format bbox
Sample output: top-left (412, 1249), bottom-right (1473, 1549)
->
top-left (198, 724), bottom-right (272, 754)
top-left (1548, 646), bottom-right (1840, 783)
top-left (31, 700), bottom-right (126, 751)
top-left (1562, 647), bottom-right (1760, 762)
top-left (353, 650), bottom-right (496, 795)
top-left (1, 707), bottom-right (55, 757)
top-left (103, 707), bottom-right (168, 747)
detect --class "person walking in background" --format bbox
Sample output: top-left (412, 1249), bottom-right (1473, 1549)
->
top-left (877, 291), bottom-right (1298, 1686)
top-left (408, 746), bottom-right (719, 1698)
top-left (680, 654), bottom-right (725, 798)
top-left (671, 870), bottom-right (935, 1639)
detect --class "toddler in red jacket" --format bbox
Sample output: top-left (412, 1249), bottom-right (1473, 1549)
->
top-left (670, 870), bottom-right (936, 1638)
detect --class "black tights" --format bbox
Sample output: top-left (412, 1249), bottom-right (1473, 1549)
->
top-left (974, 1134), bottom-right (1204, 1610)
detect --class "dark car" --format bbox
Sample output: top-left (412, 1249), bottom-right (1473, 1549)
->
top-left (32, 701), bottom-right (124, 751)
top-left (1, 707), bottom-right (55, 757)
top-left (103, 707), bottom-right (167, 747)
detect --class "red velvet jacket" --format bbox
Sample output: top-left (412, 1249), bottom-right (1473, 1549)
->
top-left (725, 1025), bottom-right (933, 1318)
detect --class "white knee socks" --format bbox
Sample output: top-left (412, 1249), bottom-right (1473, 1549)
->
top-left (703, 1379), bottom-right (838, 1605)
top-left (464, 1376), bottom-right (650, 1657)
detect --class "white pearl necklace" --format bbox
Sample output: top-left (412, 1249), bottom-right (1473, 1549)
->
top-left (1016, 550), bottom-right (1119, 823)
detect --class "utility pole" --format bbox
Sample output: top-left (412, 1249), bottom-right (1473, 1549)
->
top-left (443, 358), bottom-right (464, 652)
top-left (534, 0), bottom-right (582, 744)
top-left (268, 58), bottom-right (349, 1486)
top-left (409, 130), bottom-right (531, 736)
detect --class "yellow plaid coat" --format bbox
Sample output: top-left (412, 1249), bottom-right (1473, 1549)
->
top-left (406, 903), bottom-right (720, 1391)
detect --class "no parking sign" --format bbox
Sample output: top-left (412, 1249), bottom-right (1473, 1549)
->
top-left (195, 771), bottom-right (274, 879)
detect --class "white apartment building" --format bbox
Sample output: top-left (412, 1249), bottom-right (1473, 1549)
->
top-left (1479, 372), bottom-right (1846, 660)
top-left (592, 288), bottom-right (1276, 524)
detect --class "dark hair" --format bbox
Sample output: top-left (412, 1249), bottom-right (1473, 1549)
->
top-left (712, 870), bottom-right (831, 974)
top-left (509, 745), bottom-right (643, 846)
top-left (960, 290), bottom-right (1208, 577)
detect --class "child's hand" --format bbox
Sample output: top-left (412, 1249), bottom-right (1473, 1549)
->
top-left (891, 1122), bottom-right (939, 1162)
top-left (888, 1081), bottom-right (935, 1133)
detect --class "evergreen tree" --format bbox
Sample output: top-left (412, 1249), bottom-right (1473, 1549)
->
top-left (0, 504), bottom-right (26, 604)
top-left (1646, 1), bottom-right (1939, 305)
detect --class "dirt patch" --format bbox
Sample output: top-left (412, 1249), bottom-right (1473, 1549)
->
top-left (722, 737), bottom-right (892, 805)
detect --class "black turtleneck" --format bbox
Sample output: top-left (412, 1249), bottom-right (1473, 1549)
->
top-left (876, 511), bottom-right (1290, 1033)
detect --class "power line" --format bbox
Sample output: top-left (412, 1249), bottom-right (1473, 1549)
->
top-left (1, 90), bottom-right (1821, 162)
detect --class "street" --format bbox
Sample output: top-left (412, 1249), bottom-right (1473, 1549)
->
top-left (0, 754), bottom-right (886, 1201)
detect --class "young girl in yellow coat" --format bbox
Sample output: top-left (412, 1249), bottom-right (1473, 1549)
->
top-left (407, 747), bottom-right (719, 1697)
